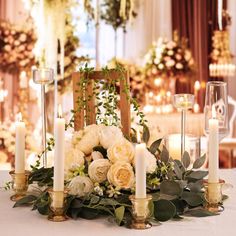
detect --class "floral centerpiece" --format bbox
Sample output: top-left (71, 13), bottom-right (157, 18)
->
top-left (144, 32), bottom-right (195, 79)
top-left (13, 123), bottom-right (217, 226)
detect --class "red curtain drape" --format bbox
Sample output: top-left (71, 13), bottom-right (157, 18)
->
top-left (0, 0), bottom-right (6, 19)
top-left (172, 0), bottom-right (227, 109)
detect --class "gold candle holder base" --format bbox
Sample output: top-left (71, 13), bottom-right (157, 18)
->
top-left (9, 170), bottom-right (30, 201)
top-left (204, 180), bottom-right (224, 213)
top-left (129, 195), bottom-right (152, 230)
top-left (48, 189), bottom-right (68, 222)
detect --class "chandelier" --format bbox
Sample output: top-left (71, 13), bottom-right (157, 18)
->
top-left (209, 6), bottom-right (235, 77)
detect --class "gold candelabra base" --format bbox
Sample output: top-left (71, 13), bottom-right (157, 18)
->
top-left (9, 170), bottom-right (30, 201)
top-left (48, 189), bottom-right (68, 222)
top-left (129, 195), bottom-right (152, 230)
top-left (204, 180), bottom-right (224, 213)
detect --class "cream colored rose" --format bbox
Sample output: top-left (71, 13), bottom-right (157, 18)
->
top-left (107, 139), bottom-right (134, 163)
top-left (68, 176), bottom-right (93, 197)
top-left (65, 147), bottom-right (85, 172)
top-left (91, 151), bottom-right (104, 160)
top-left (107, 162), bottom-right (134, 189)
top-left (133, 149), bottom-right (157, 174)
top-left (99, 126), bottom-right (123, 149)
top-left (72, 124), bottom-right (100, 155)
top-left (88, 159), bottom-right (111, 183)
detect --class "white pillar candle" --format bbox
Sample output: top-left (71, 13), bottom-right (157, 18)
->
top-left (208, 107), bottom-right (219, 183)
top-left (135, 142), bottom-right (146, 199)
top-left (15, 113), bottom-right (25, 174)
top-left (53, 105), bottom-right (65, 192)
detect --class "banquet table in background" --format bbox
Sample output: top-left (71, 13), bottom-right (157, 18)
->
top-left (0, 170), bottom-right (236, 236)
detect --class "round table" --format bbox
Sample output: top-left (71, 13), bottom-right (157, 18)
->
top-left (0, 170), bottom-right (236, 236)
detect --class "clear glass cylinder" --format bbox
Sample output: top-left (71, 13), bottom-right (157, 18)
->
top-left (32, 68), bottom-right (54, 85)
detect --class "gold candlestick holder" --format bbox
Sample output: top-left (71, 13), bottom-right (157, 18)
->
top-left (48, 188), bottom-right (68, 222)
top-left (9, 170), bottom-right (30, 201)
top-left (129, 195), bottom-right (152, 230)
top-left (204, 180), bottom-right (224, 213)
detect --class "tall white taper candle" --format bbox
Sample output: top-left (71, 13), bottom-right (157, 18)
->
top-left (135, 142), bottom-right (146, 199)
top-left (53, 105), bottom-right (65, 192)
top-left (208, 106), bottom-right (219, 183)
top-left (15, 113), bottom-right (25, 174)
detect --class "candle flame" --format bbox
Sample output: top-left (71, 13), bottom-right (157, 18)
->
top-left (16, 113), bottom-right (22, 122)
top-left (194, 81), bottom-right (201, 91)
top-left (58, 104), bottom-right (63, 118)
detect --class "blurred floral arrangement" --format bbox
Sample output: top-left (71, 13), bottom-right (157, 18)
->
top-left (108, 58), bottom-right (145, 104)
top-left (23, 0), bottom-right (88, 93)
top-left (144, 32), bottom-right (195, 79)
top-left (0, 20), bottom-right (35, 74)
top-left (84, 0), bottom-right (137, 32)
top-left (0, 121), bottom-right (39, 166)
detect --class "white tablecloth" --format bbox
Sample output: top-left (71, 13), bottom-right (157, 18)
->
top-left (0, 170), bottom-right (236, 236)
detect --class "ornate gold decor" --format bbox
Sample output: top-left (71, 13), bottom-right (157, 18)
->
top-left (209, 11), bottom-right (235, 77)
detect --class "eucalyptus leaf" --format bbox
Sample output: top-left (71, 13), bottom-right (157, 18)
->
top-left (173, 161), bottom-right (183, 179)
top-left (181, 191), bottom-right (203, 207)
top-left (13, 195), bottom-right (37, 208)
top-left (154, 199), bottom-right (176, 221)
top-left (186, 170), bottom-right (208, 180)
top-left (193, 154), bottom-right (206, 169)
top-left (99, 198), bottom-right (120, 206)
top-left (38, 205), bottom-right (49, 215)
top-left (80, 207), bottom-right (99, 219)
top-left (185, 208), bottom-right (219, 217)
top-left (187, 180), bottom-right (203, 192)
top-left (171, 199), bottom-right (186, 214)
top-left (160, 146), bottom-right (169, 164)
top-left (142, 125), bottom-right (150, 144)
top-left (90, 195), bottom-right (100, 205)
top-left (149, 139), bottom-right (162, 154)
top-left (174, 160), bottom-right (185, 172)
top-left (115, 206), bottom-right (125, 225)
top-left (160, 180), bottom-right (182, 196)
top-left (182, 151), bottom-right (190, 169)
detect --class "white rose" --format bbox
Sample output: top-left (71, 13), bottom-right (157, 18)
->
top-left (68, 176), bottom-right (93, 197)
top-left (107, 139), bottom-right (134, 163)
top-left (99, 126), bottom-right (123, 149)
top-left (73, 124), bottom-right (100, 155)
top-left (107, 162), bottom-right (134, 189)
top-left (133, 149), bottom-right (157, 173)
top-left (65, 147), bottom-right (85, 172)
top-left (88, 159), bottom-right (111, 183)
top-left (146, 152), bottom-right (157, 173)
top-left (91, 151), bottom-right (104, 160)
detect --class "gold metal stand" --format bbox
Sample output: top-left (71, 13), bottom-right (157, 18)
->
top-left (129, 195), bottom-right (152, 230)
top-left (204, 180), bottom-right (224, 213)
top-left (48, 188), bottom-right (68, 222)
top-left (9, 170), bottom-right (30, 201)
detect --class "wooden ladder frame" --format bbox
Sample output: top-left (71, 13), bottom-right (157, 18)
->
top-left (72, 70), bottom-right (131, 137)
